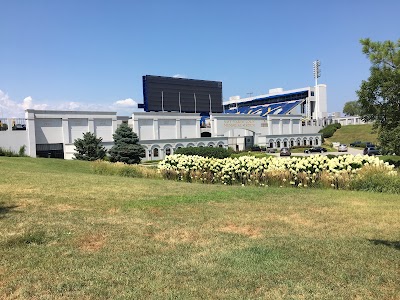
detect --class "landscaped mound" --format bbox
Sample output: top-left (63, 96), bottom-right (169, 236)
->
top-left (158, 154), bottom-right (398, 191)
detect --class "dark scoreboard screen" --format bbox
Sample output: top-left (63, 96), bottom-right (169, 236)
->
top-left (142, 75), bottom-right (223, 113)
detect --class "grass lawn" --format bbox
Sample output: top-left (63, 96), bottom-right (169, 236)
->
top-left (326, 124), bottom-right (378, 146)
top-left (1, 157), bottom-right (399, 299)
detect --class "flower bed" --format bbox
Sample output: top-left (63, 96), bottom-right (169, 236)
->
top-left (158, 154), bottom-right (397, 189)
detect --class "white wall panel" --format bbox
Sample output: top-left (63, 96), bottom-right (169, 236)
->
top-left (68, 119), bottom-right (88, 143)
top-left (35, 118), bottom-right (63, 144)
top-left (158, 119), bottom-right (176, 139)
top-left (282, 119), bottom-right (290, 134)
top-left (139, 119), bottom-right (154, 140)
top-left (94, 119), bottom-right (112, 142)
top-left (292, 120), bottom-right (301, 134)
top-left (180, 119), bottom-right (197, 138)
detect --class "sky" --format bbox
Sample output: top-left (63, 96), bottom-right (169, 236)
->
top-left (1, 0), bottom-right (399, 117)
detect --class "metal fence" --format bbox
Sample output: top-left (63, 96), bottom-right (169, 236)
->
top-left (0, 118), bottom-right (26, 131)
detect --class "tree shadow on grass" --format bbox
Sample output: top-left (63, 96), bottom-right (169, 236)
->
top-left (0, 202), bottom-right (19, 218)
top-left (368, 239), bottom-right (400, 251)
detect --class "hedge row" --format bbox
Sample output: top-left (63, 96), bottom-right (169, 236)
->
top-left (174, 146), bottom-right (232, 159)
top-left (319, 123), bottom-right (342, 139)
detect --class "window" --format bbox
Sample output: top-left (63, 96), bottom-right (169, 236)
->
top-left (291, 140), bottom-right (294, 147)
top-left (315, 138), bottom-right (319, 145)
top-left (311, 91), bottom-right (315, 96)
top-left (153, 148), bottom-right (159, 157)
top-left (310, 140), bottom-right (313, 146)
top-left (277, 141), bottom-right (281, 148)
top-left (284, 141), bottom-right (287, 147)
top-left (303, 139), bottom-right (307, 146)
top-left (219, 144), bottom-right (223, 148)
top-left (297, 140), bottom-right (301, 146)
top-left (269, 142), bottom-right (274, 148)
top-left (165, 148), bottom-right (171, 156)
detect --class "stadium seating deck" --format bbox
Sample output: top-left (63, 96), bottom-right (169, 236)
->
top-left (224, 100), bottom-right (303, 117)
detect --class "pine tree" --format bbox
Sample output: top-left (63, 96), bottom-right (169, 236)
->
top-left (74, 132), bottom-right (106, 161)
top-left (109, 123), bottom-right (145, 164)
top-left (357, 38), bottom-right (400, 154)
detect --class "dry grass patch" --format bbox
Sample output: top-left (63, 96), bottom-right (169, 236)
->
top-left (77, 233), bottom-right (107, 252)
top-left (219, 223), bottom-right (263, 238)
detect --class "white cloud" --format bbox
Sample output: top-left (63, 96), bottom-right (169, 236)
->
top-left (0, 89), bottom-right (143, 118)
top-left (172, 74), bottom-right (187, 78)
top-left (113, 98), bottom-right (138, 108)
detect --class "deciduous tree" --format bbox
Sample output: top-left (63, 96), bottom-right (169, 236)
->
top-left (357, 38), bottom-right (400, 154)
top-left (343, 100), bottom-right (361, 116)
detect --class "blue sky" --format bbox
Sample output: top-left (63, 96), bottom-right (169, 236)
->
top-left (1, 0), bottom-right (399, 117)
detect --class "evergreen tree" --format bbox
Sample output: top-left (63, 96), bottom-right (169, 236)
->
top-left (357, 38), bottom-right (400, 154)
top-left (109, 123), bottom-right (145, 164)
top-left (74, 132), bottom-right (106, 161)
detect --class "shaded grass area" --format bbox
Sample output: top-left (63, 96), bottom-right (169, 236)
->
top-left (326, 124), bottom-right (378, 145)
top-left (0, 157), bottom-right (399, 299)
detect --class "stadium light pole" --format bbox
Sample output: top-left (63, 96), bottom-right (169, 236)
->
top-left (313, 60), bottom-right (321, 120)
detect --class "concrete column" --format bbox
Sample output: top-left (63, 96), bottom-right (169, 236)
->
top-left (268, 119), bottom-right (272, 135)
top-left (62, 118), bottom-right (70, 144)
top-left (153, 119), bottom-right (159, 140)
top-left (289, 119), bottom-right (293, 134)
top-left (133, 119), bottom-right (139, 135)
top-left (176, 119), bottom-right (181, 138)
top-left (88, 118), bottom-right (94, 133)
top-left (25, 111), bottom-right (36, 157)
top-left (196, 118), bottom-right (200, 138)
top-left (279, 119), bottom-right (283, 135)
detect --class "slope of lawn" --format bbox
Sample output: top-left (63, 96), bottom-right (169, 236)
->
top-left (325, 124), bottom-right (378, 146)
top-left (0, 157), bottom-right (399, 299)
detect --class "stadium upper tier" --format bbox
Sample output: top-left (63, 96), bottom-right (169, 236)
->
top-left (224, 100), bottom-right (304, 117)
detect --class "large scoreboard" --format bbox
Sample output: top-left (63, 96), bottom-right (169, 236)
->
top-left (141, 75), bottom-right (223, 113)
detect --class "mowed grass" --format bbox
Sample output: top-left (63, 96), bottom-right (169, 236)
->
top-left (326, 124), bottom-right (378, 145)
top-left (1, 158), bottom-right (399, 299)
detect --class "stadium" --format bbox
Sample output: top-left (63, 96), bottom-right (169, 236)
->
top-left (0, 75), bottom-right (359, 161)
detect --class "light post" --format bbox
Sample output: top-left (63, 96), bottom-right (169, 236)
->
top-left (313, 60), bottom-right (321, 120)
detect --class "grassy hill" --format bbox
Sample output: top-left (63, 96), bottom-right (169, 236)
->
top-left (0, 157), bottom-right (399, 299)
top-left (325, 124), bottom-right (378, 146)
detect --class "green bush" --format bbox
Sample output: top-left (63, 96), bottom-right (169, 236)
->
top-left (0, 147), bottom-right (19, 157)
top-left (18, 145), bottom-right (26, 157)
top-left (175, 147), bottom-right (232, 159)
top-left (319, 123), bottom-right (341, 138)
top-left (381, 157), bottom-right (400, 168)
top-left (350, 173), bottom-right (400, 193)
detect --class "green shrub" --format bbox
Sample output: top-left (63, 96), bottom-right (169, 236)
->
top-left (381, 157), bottom-right (400, 168)
top-left (175, 147), bottom-right (232, 159)
top-left (0, 147), bottom-right (19, 157)
top-left (319, 123), bottom-right (341, 138)
top-left (350, 172), bottom-right (400, 193)
top-left (18, 145), bottom-right (26, 157)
